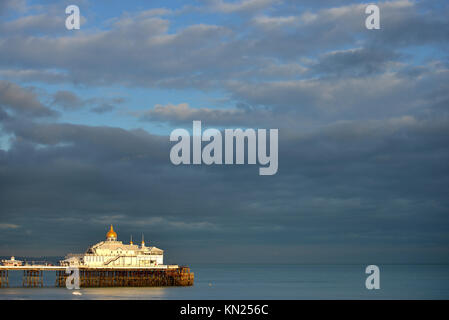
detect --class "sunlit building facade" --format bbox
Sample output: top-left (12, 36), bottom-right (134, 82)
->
top-left (60, 225), bottom-right (164, 267)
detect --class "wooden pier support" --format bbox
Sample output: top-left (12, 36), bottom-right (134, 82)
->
top-left (1, 266), bottom-right (193, 288)
top-left (23, 270), bottom-right (43, 288)
top-left (0, 270), bottom-right (8, 288)
top-left (56, 267), bottom-right (194, 288)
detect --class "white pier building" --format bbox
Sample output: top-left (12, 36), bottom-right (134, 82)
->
top-left (60, 225), bottom-right (164, 267)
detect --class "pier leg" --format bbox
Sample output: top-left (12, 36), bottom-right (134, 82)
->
top-left (17, 267), bottom-right (192, 289)
top-left (0, 270), bottom-right (7, 288)
top-left (22, 270), bottom-right (44, 288)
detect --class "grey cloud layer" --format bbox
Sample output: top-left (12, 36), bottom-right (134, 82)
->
top-left (1, 110), bottom-right (448, 261)
top-left (1, 1), bottom-right (446, 89)
top-left (0, 1), bottom-right (447, 127)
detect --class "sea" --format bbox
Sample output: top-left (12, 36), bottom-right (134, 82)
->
top-left (0, 264), bottom-right (448, 300)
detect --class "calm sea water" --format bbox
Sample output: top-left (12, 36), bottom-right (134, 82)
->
top-left (0, 264), bottom-right (448, 300)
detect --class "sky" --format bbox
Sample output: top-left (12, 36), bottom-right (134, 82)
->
top-left (0, 0), bottom-right (448, 264)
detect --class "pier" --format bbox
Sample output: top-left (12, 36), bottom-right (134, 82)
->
top-left (0, 266), bottom-right (194, 288)
top-left (0, 225), bottom-right (194, 288)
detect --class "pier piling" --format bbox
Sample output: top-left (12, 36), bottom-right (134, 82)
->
top-left (55, 267), bottom-right (194, 288)
top-left (1, 266), bottom-right (194, 288)
top-left (0, 270), bottom-right (8, 288)
top-left (23, 270), bottom-right (43, 288)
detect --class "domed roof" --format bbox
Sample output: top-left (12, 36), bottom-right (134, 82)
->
top-left (106, 225), bottom-right (117, 239)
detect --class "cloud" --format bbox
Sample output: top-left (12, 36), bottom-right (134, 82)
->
top-left (1, 112), bottom-right (448, 261)
top-left (227, 61), bottom-right (449, 123)
top-left (0, 223), bottom-right (20, 230)
top-left (52, 90), bottom-right (85, 110)
top-left (0, 0), bottom-right (26, 16)
top-left (309, 47), bottom-right (401, 77)
top-left (99, 215), bottom-right (219, 231)
top-left (0, 0), bottom-right (446, 95)
top-left (90, 103), bottom-right (115, 114)
top-left (370, 0), bottom-right (449, 47)
top-left (206, 0), bottom-right (280, 13)
top-left (0, 13), bottom-right (64, 35)
top-left (0, 80), bottom-right (57, 118)
top-left (0, 69), bottom-right (69, 83)
top-left (51, 90), bottom-right (123, 113)
top-left (0, 17), bottom-right (233, 89)
top-left (139, 8), bottom-right (173, 17)
top-left (251, 15), bottom-right (298, 29)
top-left (139, 102), bottom-right (275, 126)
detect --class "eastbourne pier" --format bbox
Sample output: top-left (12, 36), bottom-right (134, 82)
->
top-left (0, 225), bottom-right (194, 288)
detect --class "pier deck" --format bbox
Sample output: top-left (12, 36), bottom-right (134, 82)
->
top-left (0, 265), bottom-right (179, 271)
